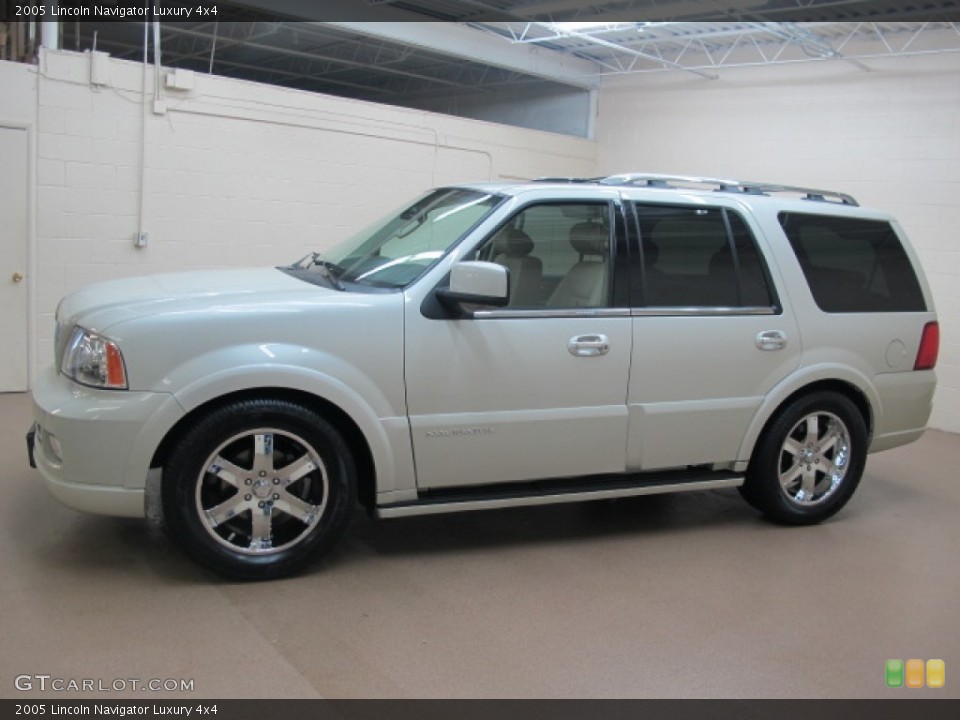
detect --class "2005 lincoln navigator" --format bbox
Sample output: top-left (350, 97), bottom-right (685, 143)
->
top-left (28, 174), bottom-right (939, 579)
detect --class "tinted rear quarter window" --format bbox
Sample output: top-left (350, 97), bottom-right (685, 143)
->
top-left (778, 212), bottom-right (926, 313)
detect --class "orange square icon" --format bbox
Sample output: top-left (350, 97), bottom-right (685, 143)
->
top-left (905, 659), bottom-right (925, 688)
top-left (926, 659), bottom-right (945, 689)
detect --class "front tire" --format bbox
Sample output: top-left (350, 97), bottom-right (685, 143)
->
top-left (162, 399), bottom-right (356, 580)
top-left (742, 392), bottom-right (867, 525)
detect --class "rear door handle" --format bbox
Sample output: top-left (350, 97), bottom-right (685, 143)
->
top-left (756, 330), bottom-right (787, 351)
top-left (568, 334), bottom-right (610, 357)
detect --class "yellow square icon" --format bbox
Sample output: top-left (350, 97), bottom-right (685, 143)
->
top-left (905, 659), bottom-right (925, 688)
top-left (926, 659), bottom-right (945, 689)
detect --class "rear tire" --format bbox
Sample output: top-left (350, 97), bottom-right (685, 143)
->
top-left (162, 398), bottom-right (356, 580)
top-left (742, 391), bottom-right (867, 525)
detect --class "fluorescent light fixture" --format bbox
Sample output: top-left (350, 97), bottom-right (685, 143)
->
top-left (552, 22), bottom-right (619, 30)
top-left (548, 22), bottom-right (654, 34)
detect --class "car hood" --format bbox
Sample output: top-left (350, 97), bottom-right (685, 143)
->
top-left (58, 267), bottom-right (340, 333)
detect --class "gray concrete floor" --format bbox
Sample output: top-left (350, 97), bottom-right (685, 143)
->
top-left (1, 391), bottom-right (957, 699)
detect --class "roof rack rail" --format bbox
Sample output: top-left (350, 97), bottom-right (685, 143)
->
top-left (532, 176), bottom-right (605, 184)
top-left (598, 173), bottom-right (858, 206)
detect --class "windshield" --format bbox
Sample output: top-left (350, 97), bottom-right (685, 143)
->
top-left (294, 188), bottom-right (502, 290)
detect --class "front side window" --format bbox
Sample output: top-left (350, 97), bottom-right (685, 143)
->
top-left (473, 202), bottom-right (613, 309)
top-left (290, 188), bottom-right (502, 290)
top-left (779, 212), bottom-right (926, 313)
top-left (635, 204), bottom-right (774, 308)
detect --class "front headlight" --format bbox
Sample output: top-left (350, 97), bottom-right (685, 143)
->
top-left (61, 327), bottom-right (128, 390)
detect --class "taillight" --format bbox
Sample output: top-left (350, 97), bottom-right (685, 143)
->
top-left (914, 321), bottom-right (939, 370)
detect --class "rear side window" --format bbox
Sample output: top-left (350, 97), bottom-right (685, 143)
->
top-left (779, 213), bottom-right (926, 313)
top-left (635, 204), bottom-right (774, 308)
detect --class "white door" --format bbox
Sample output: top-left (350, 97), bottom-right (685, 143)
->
top-left (405, 199), bottom-right (632, 490)
top-left (626, 202), bottom-right (802, 470)
top-left (0, 126), bottom-right (29, 392)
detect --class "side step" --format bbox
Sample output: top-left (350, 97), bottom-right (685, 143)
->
top-left (376, 469), bottom-right (743, 519)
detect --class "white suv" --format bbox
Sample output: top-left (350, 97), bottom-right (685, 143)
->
top-left (28, 174), bottom-right (939, 579)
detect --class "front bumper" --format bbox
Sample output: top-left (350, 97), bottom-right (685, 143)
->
top-left (30, 368), bottom-right (185, 518)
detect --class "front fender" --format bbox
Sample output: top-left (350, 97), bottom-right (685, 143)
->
top-left (161, 344), bottom-right (412, 495)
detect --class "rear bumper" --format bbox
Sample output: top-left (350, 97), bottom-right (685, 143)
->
top-left (869, 369), bottom-right (936, 453)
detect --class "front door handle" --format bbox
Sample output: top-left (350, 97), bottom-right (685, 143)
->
top-left (756, 330), bottom-right (788, 351)
top-left (568, 334), bottom-right (610, 357)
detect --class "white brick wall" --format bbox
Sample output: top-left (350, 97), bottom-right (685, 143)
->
top-left (595, 54), bottom-right (960, 432)
top-left (6, 47), bottom-right (959, 433)
top-left (9, 49), bottom-right (596, 373)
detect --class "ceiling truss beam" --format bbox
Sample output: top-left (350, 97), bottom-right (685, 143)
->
top-left (321, 21), bottom-right (601, 89)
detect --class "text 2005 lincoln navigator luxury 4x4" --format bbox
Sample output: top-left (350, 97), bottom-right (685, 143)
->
top-left (28, 173), bottom-right (939, 579)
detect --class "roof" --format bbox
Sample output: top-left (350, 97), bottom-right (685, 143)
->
top-left (459, 173), bottom-right (862, 207)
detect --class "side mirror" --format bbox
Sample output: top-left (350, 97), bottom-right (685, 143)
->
top-left (437, 261), bottom-right (509, 314)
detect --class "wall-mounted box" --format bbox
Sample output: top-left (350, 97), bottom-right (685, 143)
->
top-left (90, 51), bottom-right (110, 86)
top-left (165, 68), bottom-right (195, 91)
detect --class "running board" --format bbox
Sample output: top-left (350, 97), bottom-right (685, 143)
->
top-left (376, 471), bottom-right (743, 519)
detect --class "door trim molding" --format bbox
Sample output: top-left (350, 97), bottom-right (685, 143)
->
top-left (473, 307), bottom-right (630, 319)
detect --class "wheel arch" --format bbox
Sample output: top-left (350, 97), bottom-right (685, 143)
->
top-left (738, 373), bottom-right (875, 469)
top-left (151, 387), bottom-right (378, 511)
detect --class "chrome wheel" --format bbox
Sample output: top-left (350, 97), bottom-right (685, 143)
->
top-left (196, 428), bottom-right (329, 555)
top-left (164, 399), bottom-right (356, 579)
top-left (777, 411), bottom-right (851, 507)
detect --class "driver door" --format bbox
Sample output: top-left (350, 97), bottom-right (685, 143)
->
top-left (404, 198), bottom-right (633, 490)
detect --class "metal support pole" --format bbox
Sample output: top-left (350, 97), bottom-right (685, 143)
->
top-left (209, 21), bottom-right (219, 74)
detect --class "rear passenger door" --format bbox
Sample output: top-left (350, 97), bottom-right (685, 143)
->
top-left (625, 202), bottom-right (802, 471)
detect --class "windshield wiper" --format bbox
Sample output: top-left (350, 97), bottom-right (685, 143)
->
top-left (301, 252), bottom-right (346, 291)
